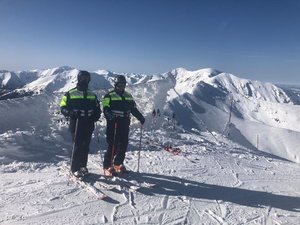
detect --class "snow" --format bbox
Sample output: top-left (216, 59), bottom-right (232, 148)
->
top-left (1, 66), bottom-right (300, 224)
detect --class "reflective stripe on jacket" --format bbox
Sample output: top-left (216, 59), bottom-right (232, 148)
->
top-left (103, 90), bottom-right (143, 121)
top-left (60, 89), bottom-right (97, 107)
top-left (103, 91), bottom-right (133, 108)
top-left (60, 87), bottom-right (100, 119)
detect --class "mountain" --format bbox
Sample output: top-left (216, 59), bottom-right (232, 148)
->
top-left (1, 66), bottom-right (300, 224)
top-left (0, 71), bottom-right (24, 89)
top-left (0, 66), bottom-right (150, 95)
top-left (1, 66), bottom-right (300, 163)
top-left (160, 68), bottom-right (300, 163)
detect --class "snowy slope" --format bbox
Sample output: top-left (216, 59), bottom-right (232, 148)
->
top-left (0, 71), bottom-right (24, 89)
top-left (1, 92), bottom-right (300, 224)
top-left (1, 67), bottom-right (300, 224)
top-left (158, 68), bottom-right (300, 163)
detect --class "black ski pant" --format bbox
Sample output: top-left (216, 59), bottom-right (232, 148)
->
top-left (70, 118), bottom-right (94, 173)
top-left (103, 119), bottom-right (130, 168)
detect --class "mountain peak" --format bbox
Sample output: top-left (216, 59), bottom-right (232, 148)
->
top-left (169, 67), bottom-right (222, 95)
top-left (171, 67), bottom-right (222, 78)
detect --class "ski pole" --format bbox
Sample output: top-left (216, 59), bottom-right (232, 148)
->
top-left (110, 121), bottom-right (118, 168)
top-left (137, 124), bottom-right (143, 173)
top-left (96, 122), bottom-right (105, 175)
top-left (70, 118), bottom-right (79, 171)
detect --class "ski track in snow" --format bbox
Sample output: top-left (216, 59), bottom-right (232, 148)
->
top-left (2, 131), bottom-right (300, 225)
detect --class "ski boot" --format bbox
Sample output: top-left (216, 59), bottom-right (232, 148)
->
top-left (73, 170), bottom-right (84, 179)
top-left (114, 164), bottom-right (129, 174)
top-left (80, 167), bottom-right (89, 177)
top-left (104, 167), bottom-right (117, 177)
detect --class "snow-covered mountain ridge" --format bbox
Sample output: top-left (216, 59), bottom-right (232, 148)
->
top-left (0, 66), bottom-right (292, 104)
top-left (0, 66), bottom-right (149, 94)
top-left (1, 66), bottom-right (300, 224)
top-left (1, 66), bottom-right (300, 163)
top-left (166, 67), bottom-right (291, 104)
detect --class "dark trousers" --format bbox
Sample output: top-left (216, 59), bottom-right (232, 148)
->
top-left (70, 118), bottom-right (94, 172)
top-left (103, 119), bottom-right (130, 168)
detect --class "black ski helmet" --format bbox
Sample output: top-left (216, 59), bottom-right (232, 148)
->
top-left (77, 70), bottom-right (91, 82)
top-left (115, 75), bottom-right (126, 84)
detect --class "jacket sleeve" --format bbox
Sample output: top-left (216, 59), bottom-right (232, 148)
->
top-left (102, 93), bottom-right (112, 119)
top-left (60, 92), bottom-right (71, 117)
top-left (93, 96), bottom-right (101, 121)
top-left (131, 100), bottom-right (145, 122)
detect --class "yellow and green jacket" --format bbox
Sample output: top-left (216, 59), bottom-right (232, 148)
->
top-left (60, 87), bottom-right (101, 121)
top-left (102, 89), bottom-right (144, 122)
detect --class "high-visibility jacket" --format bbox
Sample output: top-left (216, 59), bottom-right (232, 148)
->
top-left (60, 87), bottom-right (101, 121)
top-left (103, 89), bottom-right (143, 122)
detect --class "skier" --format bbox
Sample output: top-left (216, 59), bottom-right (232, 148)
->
top-left (60, 70), bottom-right (101, 178)
top-left (152, 109), bottom-right (156, 118)
top-left (157, 108), bottom-right (160, 116)
top-left (102, 75), bottom-right (145, 176)
top-left (152, 109), bottom-right (157, 125)
top-left (172, 112), bottom-right (176, 130)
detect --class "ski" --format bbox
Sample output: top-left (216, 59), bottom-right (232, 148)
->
top-left (61, 166), bottom-right (107, 200)
top-left (94, 178), bottom-right (121, 191)
top-left (103, 174), bottom-right (154, 191)
top-left (69, 174), bottom-right (107, 199)
top-left (88, 159), bottom-right (156, 190)
top-left (113, 172), bottom-right (156, 190)
top-left (110, 176), bottom-right (142, 191)
top-left (125, 178), bottom-right (156, 189)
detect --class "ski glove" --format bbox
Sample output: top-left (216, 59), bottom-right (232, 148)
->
top-left (61, 108), bottom-right (79, 118)
top-left (61, 108), bottom-right (69, 117)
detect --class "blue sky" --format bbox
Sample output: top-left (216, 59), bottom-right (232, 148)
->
top-left (0, 0), bottom-right (299, 84)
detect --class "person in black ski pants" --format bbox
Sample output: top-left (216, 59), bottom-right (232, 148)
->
top-left (60, 70), bottom-right (101, 178)
top-left (102, 75), bottom-right (145, 176)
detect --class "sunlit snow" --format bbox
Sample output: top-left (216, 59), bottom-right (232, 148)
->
top-left (1, 67), bottom-right (300, 224)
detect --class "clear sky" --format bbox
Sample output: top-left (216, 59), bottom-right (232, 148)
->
top-left (0, 0), bottom-right (299, 84)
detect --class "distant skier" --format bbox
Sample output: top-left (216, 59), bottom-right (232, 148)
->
top-left (60, 71), bottom-right (101, 178)
top-left (157, 108), bottom-right (160, 116)
top-left (152, 109), bottom-right (157, 125)
top-left (102, 75), bottom-right (145, 176)
top-left (172, 112), bottom-right (176, 130)
top-left (152, 109), bottom-right (156, 118)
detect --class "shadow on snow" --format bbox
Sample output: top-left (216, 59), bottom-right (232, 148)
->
top-left (130, 172), bottom-right (300, 212)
